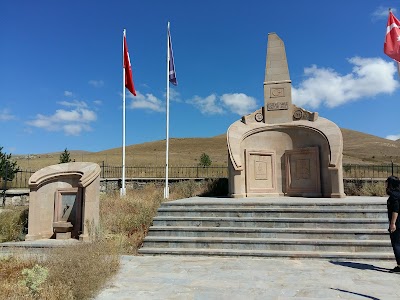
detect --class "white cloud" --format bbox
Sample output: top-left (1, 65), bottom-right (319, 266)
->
top-left (386, 134), bottom-right (400, 141)
top-left (0, 109), bottom-right (16, 121)
top-left (220, 93), bottom-right (258, 115)
top-left (188, 93), bottom-right (258, 115)
top-left (128, 91), bottom-right (164, 112)
top-left (372, 7), bottom-right (394, 21)
top-left (188, 94), bottom-right (224, 115)
top-left (93, 100), bottom-right (102, 105)
top-left (58, 100), bottom-right (88, 108)
top-left (64, 91), bottom-right (73, 97)
top-left (170, 88), bottom-right (181, 102)
top-left (292, 57), bottom-right (399, 108)
top-left (27, 101), bottom-right (97, 136)
top-left (88, 80), bottom-right (104, 88)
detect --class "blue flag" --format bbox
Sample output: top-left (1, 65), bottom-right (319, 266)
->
top-left (168, 28), bottom-right (177, 86)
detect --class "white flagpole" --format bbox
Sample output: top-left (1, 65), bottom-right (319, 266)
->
top-left (121, 29), bottom-right (127, 197)
top-left (164, 22), bottom-right (170, 199)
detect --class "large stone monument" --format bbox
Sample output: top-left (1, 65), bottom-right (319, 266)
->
top-left (227, 33), bottom-right (345, 198)
top-left (26, 162), bottom-right (101, 241)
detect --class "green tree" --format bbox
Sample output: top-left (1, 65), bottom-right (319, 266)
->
top-left (198, 153), bottom-right (212, 167)
top-left (0, 147), bottom-right (20, 181)
top-left (59, 148), bottom-right (72, 163)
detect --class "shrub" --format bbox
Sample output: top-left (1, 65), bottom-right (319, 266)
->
top-left (0, 146), bottom-right (20, 182)
top-left (20, 264), bottom-right (49, 295)
top-left (198, 153), bottom-right (212, 167)
top-left (344, 180), bottom-right (386, 196)
top-left (59, 148), bottom-right (71, 164)
top-left (0, 207), bottom-right (28, 242)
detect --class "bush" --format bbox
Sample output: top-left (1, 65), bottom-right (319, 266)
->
top-left (0, 146), bottom-right (20, 182)
top-left (198, 153), bottom-right (212, 167)
top-left (344, 180), bottom-right (386, 196)
top-left (0, 207), bottom-right (28, 242)
top-left (59, 148), bottom-right (71, 164)
top-left (20, 264), bottom-right (49, 295)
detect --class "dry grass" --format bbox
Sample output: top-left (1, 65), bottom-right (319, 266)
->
top-left (99, 183), bottom-right (164, 254)
top-left (11, 129), bottom-right (400, 172)
top-left (344, 181), bottom-right (387, 196)
top-left (0, 207), bottom-right (28, 242)
top-left (0, 240), bottom-right (119, 300)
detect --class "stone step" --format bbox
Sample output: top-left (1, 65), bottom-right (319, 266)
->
top-left (160, 197), bottom-right (387, 210)
top-left (152, 216), bottom-right (388, 229)
top-left (138, 247), bottom-right (394, 260)
top-left (147, 226), bottom-right (389, 240)
top-left (142, 236), bottom-right (392, 252)
top-left (156, 207), bottom-right (387, 218)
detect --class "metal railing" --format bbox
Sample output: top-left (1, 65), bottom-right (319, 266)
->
top-left (3, 163), bottom-right (399, 189)
top-left (343, 163), bottom-right (399, 179)
top-left (100, 164), bottom-right (228, 179)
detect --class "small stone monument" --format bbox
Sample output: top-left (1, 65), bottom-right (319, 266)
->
top-left (227, 33), bottom-right (345, 198)
top-left (25, 162), bottom-right (101, 241)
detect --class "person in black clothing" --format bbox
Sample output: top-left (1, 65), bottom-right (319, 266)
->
top-left (386, 175), bottom-right (400, 273)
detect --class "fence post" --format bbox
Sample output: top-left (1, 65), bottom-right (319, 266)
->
top-left (102, 161), bottom-right (105, 178)
top-left (392, 160), bottom-right (394, 176)
top-left (2, 162), bottom-right (8, 206)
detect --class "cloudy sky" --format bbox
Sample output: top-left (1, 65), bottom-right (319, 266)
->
top-left (1, 1), bottom-right (400, 155)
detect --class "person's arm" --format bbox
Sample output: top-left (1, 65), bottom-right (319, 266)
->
top-left (390, 212), bottom-right (398, 233)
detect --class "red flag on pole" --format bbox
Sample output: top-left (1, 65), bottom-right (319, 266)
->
top-left (384, 11), bottom-right (400, 62)
top-left (124, 34), bottom-right (136, 96)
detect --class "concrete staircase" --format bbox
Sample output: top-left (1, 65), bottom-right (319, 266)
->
top-left (138, 196), bottom-right (394, 260)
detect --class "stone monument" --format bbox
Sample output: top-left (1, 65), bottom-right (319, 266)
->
top-left (227, 33), bottom-right (345, 198)
top-left (26, 162), bottom-right (101, 241)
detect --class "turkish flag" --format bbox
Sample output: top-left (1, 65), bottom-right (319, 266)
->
top-left (124, 35), bottom-right (136, 96)
top-left (384, 11), bottom-right (400, 62)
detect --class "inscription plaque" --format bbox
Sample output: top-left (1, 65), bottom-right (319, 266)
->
top-left (295, 159), bottom-right (310, 180)
top-left (270, 88), bottom-right (284, 98)
top-left (267, 102), bottom-right (288, 111)
top-left (255, 160), bottom-right (268, 180)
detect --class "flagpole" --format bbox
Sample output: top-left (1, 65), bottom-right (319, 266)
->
top-left (121, 29), bottom-right (127, 197)
top-left (164, 22), bottom-right (170, 199)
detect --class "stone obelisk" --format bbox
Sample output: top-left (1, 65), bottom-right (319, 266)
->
top-left (263, 33), bottom-right (293, 124)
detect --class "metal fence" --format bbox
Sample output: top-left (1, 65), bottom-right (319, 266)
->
top-left (3, 163), bottom-right (399, 189)
top-left (100, 164), bottom-right (228, 179)
top-left (343, 163), bottom-right (400, 179)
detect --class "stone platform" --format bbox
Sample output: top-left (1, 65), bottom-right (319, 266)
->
top-left (139, 196), bottom-right (393, 260)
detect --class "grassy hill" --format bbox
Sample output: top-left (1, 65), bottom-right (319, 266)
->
top-left (13, 128), bottom-right (400, 170)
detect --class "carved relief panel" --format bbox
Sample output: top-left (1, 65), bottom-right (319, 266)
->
top-left (285, 147), bottom-right (321, 197)
top-left (245, 150), bottom-right (277, 195)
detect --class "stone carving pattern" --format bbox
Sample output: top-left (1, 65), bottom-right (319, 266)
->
top-left (270, 88), bottom-right (284, 98)
top-left (295, 159), bottom-right (310, 180)
top-left (255, 160), bottom-right (268, 180)
top-left (267, 102), bottom-right (288, 111)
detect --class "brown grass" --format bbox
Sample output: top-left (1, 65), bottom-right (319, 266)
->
top-left (11, 129), bottom-right (400, 172)
top-left (0, 239), bottom-right (119, 300)
top-left (0, 207), bottom-right (28, 242)
top-left (344, 180), bottom-right (387, 196)
top-left (99, 184), bottom-right (163, 254)
top-left (98, 180), bottom-right (218, 254)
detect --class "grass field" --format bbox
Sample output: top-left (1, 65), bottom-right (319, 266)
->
top-left (10, 128), bottom-right (400, 171)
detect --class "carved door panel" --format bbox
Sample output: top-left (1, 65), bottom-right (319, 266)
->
top-left (245, 150), bottom-right (277, 196)
top-left (285, 147), bottom-right (321, 197)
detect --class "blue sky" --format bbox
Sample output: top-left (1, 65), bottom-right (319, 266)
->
top-left (1, 1), bottom-right (400, 155)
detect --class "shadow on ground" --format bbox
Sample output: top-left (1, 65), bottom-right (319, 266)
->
top-left (329, 260), bottom-right (391, 273)
top-left (330, 288), bottom-right (380, 300)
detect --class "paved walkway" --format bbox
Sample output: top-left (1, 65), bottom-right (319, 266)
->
top-left (96, 255), bottom-right (400, 300)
